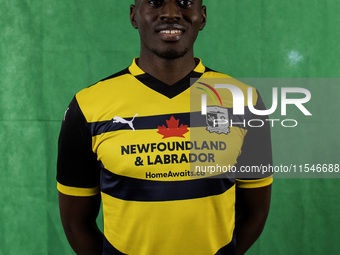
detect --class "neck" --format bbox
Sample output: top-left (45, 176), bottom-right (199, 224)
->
top-left (137, 51), bottom-right (197, 85)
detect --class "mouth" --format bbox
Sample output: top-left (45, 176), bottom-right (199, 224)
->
top-left (156, 25), bottom-right (185, 41)
top-left (159, 29), bottom-right (183, 35)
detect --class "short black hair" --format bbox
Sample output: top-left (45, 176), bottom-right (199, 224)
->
top-left (134, 0), bottom-right (203, 4)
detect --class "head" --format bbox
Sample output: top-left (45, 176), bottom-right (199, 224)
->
top-left (130, 0), bottom-right (207, 59)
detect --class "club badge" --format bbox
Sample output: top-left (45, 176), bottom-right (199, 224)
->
top-left (206, 106), bottom-right (230, 135)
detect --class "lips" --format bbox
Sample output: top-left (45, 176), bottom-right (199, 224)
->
top-left (155, 24), bottom-right (185, 41)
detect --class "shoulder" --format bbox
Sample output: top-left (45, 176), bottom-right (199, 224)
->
top-left (203, 67), bottom-right (231, 78)
top-left (71, 67), bottom-right (133, 122)
top-left (202, 67), bottom-right (259, 103)
top-left (75, 67), bottom-right (132, 110)
top-left (76, 67), bottom-right (131, 99)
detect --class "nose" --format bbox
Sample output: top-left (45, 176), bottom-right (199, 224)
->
top-left (160, 0), bottom-right (182, 21)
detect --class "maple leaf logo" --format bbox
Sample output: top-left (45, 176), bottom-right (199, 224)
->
top-left (157, 116), bottom-right (189, 139)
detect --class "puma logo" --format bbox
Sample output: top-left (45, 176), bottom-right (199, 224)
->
top-left (112, 113), bottom-right (138, 132)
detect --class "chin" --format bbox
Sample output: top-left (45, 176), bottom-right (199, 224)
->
top-left (152, 48), bottom-right (189, 59)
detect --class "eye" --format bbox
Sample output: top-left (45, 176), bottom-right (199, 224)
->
top-left (148, 0), bottom-right (163, 7)
top-left (177, 0), bottom-right (193, 7)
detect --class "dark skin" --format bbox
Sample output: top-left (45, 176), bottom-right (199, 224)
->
top-left (236, 185), bottom-right (272, 255)
top-left (59, 0), bottom-right (272, 254)
top-left (130, 0), bottom-right (207, 85)
top-left (58, 193), bottom-right (103, 255)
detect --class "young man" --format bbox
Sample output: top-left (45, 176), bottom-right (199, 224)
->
top-left (57, 0), bottom-right (272, 254)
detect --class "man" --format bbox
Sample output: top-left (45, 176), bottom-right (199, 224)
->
top-left (57, 0), bottom-right (272, 254)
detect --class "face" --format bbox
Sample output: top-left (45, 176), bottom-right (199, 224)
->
top-left (131, 0), bottom-right (207, 59)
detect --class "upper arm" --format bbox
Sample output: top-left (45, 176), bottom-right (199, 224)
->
top-left (235, 90), bottom-right (273, 187)
top-left (236, 185), bottom-right (272, 220)
top-left (235, 184), bottom-right (272, 255)
top-left (58, 192), bottom-right (103, 255)
top-left (57, 97), bottom-right (103, 252)
top-left (235, 89), bottom-right (273, 217)
top-left (57, 96), bottom-right (101, 196)
top-left (57, 97), bottom-right (102, 224)
top-left (58, 192), bottom-right (101, 227)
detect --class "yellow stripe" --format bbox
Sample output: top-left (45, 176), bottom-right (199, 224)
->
top-left (128, 58), bottom-right (145, 76)
top-left (193, 58), bottom-right (205, 73)
top-left (102, 186), bottom-right (235, 254)
top-left (57, 182), bottom-right (100, 197)
top-left (236, 175), bottom-right (273, 188)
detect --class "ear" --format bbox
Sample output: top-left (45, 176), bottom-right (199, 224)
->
top-left (130, 4), bottom-right (138, 29)
top-left (199, 5), bottom-right (207, 31)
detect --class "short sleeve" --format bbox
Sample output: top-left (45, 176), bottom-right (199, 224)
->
top-left (57, 97), bottom-right (101, 196)
top-left (235, 90), bottom-right (273, 188)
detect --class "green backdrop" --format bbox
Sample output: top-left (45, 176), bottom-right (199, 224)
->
top-left (1, 0), bottom-right (339, 254)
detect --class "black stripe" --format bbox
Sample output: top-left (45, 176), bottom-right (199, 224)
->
top-left (90, 112), bottom-right (191, 136)
top-left (90, 109), bottom-right (252, 136)
top-left (204, 66), bottom-right (217, 73)
top-left (190, 110), bottom-right (252, 130)
top-left (100, 68), bottom-right (130, 82)
top-left (135, 71), bottom-right (202, 98)
top-left (214, 231), bottom-right (236, 255)
top-left (57, 97), bottom-right (101, 188)
top-left (103, 236), bottom-right (126, 255)
top-left (101, 168), bottom-right (235, 202)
